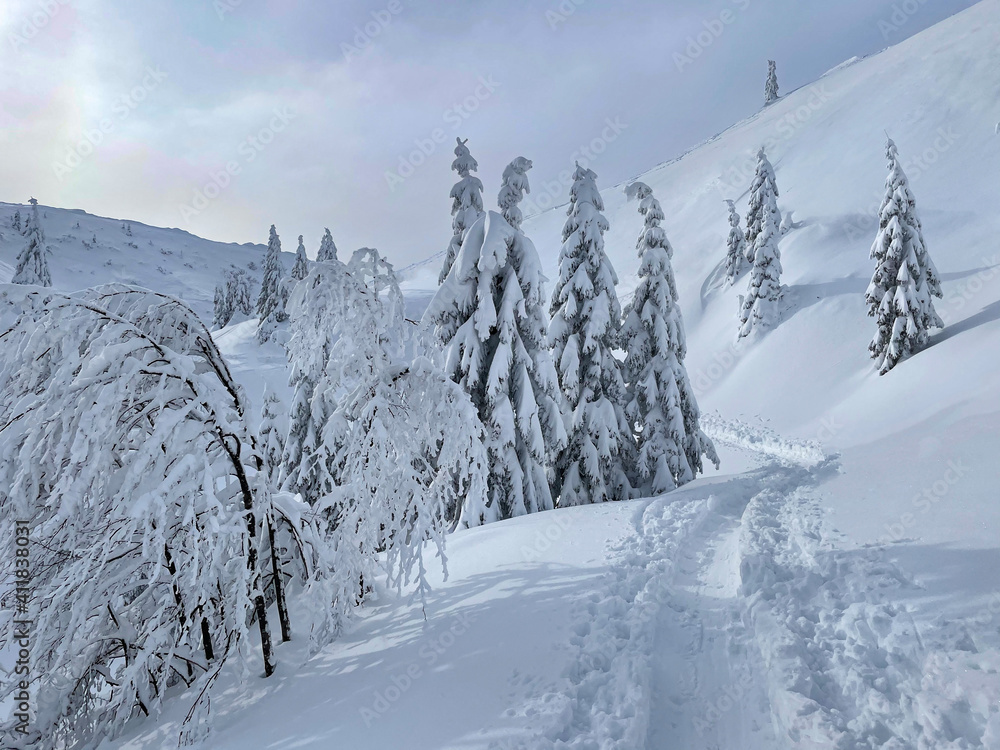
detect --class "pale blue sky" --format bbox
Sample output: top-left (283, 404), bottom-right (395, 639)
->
top-left (0, 0), bottom-right (979, 264)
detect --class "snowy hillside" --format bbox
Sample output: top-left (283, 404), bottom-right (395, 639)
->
top-left (3, 2), bottom-right (1000, 749)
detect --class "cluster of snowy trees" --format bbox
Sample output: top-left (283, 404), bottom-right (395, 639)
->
top-left (721, 136), bottom-right (942, 373)
top-left (425, 139), bottom-right (719, 523)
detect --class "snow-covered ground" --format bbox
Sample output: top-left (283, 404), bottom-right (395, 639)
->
top-left (2, 1), bottom-right (1000, 747)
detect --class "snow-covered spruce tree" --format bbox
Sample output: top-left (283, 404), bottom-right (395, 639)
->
top-left (739, 167), bottom-right (783, 338)
top-left (285, 256), bottom-right (487, 643)
top-left (12, 209), bottom-right (21, 232)
top-left (549, 164), bottom-right (632, 506)
top-left (229, 266), bottom-right (255, 319)
top-left (622, 183), bottom-right (719, 495)
top-left (425, 165), bottom-right (566, 523)
top-left (439, 138), bottom-right (484, 285)
top-left (11, 198), bottom-right (52, 287)
top-left (866, 138), bottom-right (944, 374)
top-left (213, 283), bottom-right (231, 328)
top-left (257, 225), bottom-right (289, 343)
top-left (745, 147), bottom-right (779, 251)
top-left (497, 156), bottom-right (532, 231)
top-left (764, 60), bottom-right (779, 105)
top-left (291, 235), bottom-right (310, 281)
top-left (317, 227), bottom-right (339, 262)
top-left (0, 286), bottom-right (292, 747)
top-left (724, 199), bottom-right (750, 286)
top-left (260, 386), bottom-right (286, 484)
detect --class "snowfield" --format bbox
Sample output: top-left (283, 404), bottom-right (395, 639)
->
top-left (2, 1), bottom-right (1000, 748)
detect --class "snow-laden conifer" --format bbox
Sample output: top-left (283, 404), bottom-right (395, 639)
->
top-left (739, 171), bottom-right (783, 338)
top-left (0, 286), bottom-right (292, 746)
top-left (257, 225), bottom-right (289, 343)
top-left (439, 138), bottom-right (484, 284)
top-left (866, 138), bottom-right (944, 374)
top-left (291, 235), bottom-right (310, 281)
top-left (622, 183), bottom-right (719, 495)
top-left (745, 148), bottom-right (779, 251)
top-left (724, 199), bottom-right (749, 286)
top-left (213, 283), bottom-right (231, 328)
top-left (549, 164), bottom-right (632, 506)
top-left (12, 209), bottom-right (21, 232)
top-left (316, 227), bottom-right (339, 262)
top-left (11, 198), bottom-right (51, 287)
top-left (498, 156), bottom-right (532, 231)
top-left (260, 385), bottom-right (286, 484)
top-left (765, 60), bottom-right (780, 105)
top-left (426, 160), bottom-right (566, 523)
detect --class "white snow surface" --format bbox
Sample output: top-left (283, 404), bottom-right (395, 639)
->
top-left (3, 2), bottom-right (1000, 747)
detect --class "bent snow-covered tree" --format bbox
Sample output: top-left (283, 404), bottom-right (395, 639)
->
top-left (439, 138), bottom-right (484, 284)
top-left (425, 162), bottom-right (566, 523)
top-left (257, 225), bottom-right (289, 343)
top-left (285, 255), bottom-right (487, 642)
top-left (739, 150), bottom-right (783, 338)
top-left (764, 60), bottom-right (779, 105)
top-left (317, 227), bottom-right (339, 262)
top-left (11, 198), bottom-right (51, 287)
top-left (724, 200), bottom-right (750, 286)
top-left (0, 286), bottom-right (290, 747)
top-left (622, 183), bottom-right (719, 495)
top-left (866, 138), bottom-right (944, 374)
top-left (549, 164), bottom-right (632, 506)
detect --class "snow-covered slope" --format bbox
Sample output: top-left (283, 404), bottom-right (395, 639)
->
top-left (5, 2), bottom-right (1000, 748)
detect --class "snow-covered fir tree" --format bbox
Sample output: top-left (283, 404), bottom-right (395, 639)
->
top-left (11, 198), bottom-right (51, 287)
top-left (12, 209), bottom-right (21, 232)
top-left (497, 156), bottom-right (533, 231)
top-left (866, 138), bottom-right (944, 374)
top-left (622, 183), bottom-right (719, 495)
top-left (257, 225), bottom-right (289, 343)
top-left (739, 174), bottom-right (783, 338)
top-left (439, 138), bottom-right (484, 284)
top-left (0, 286), bottom-right (305, 745)
top-left (549, 164), bottom-right (632, 506)
top-left (213, 267), bottom-right (254, 329)
top-left (724, 199), bottom-right (750, 286)
top-left (425, 160), bottom-right (566, 523)
top-left (213, 283), bottom-right (231, 328)
top-left (291, 235), bottom-right (310, 281)
top-left (764, 60), bottom-right (780, 105)
top-left (745, 147), bottom-right (779, 251)
top-left (260, 385), bottom-right (286, 484)
top-left (317, 227), bottom-right (339, 262)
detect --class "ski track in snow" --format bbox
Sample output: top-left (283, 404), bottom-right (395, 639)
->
top-left (498, 418), bottom-right (1000, 749)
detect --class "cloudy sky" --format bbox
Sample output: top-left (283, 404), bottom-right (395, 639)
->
top-left (0, 0), bottom-right (978, 266)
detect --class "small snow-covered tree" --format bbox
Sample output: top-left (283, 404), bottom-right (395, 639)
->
top-left (739, 173), bottom-right (783, 338)
top-left (0, 287), bottom-right (289, 747)
top-left (764, 60), bottom-right (779, 105)
top-left (724, 200), bottom-right (749, 286)
top-left (622, 183), bottom-right (719, 495)
top-left (317, 228), bottom-right (339, 262)
top-left (866, 138), bottom-right (943, 374)
top-left (426, 162), bottom-right (566, 522)
top-left (12, 209), bottom-right (21, 232)
top-left (291, 235), bottom-right (310, 281)
top-left (213, 283), bottom-right (231, 328)
top-left (257, 225), bottom-right (289, 343)
top-left (229, 267), bottom-right (255, 319)
top-left (260, 386), bottom-right (286, 484)
top-left (11, 198), bottom-right (51, 287)
top-left (439, 138), bottom-right (484, 285)
top-left (745, 147), bottom-right (779, 251)
top-left (497, 156), bottom-right (532, 231)
top-left (549, 164), bottom-right (632, 506)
